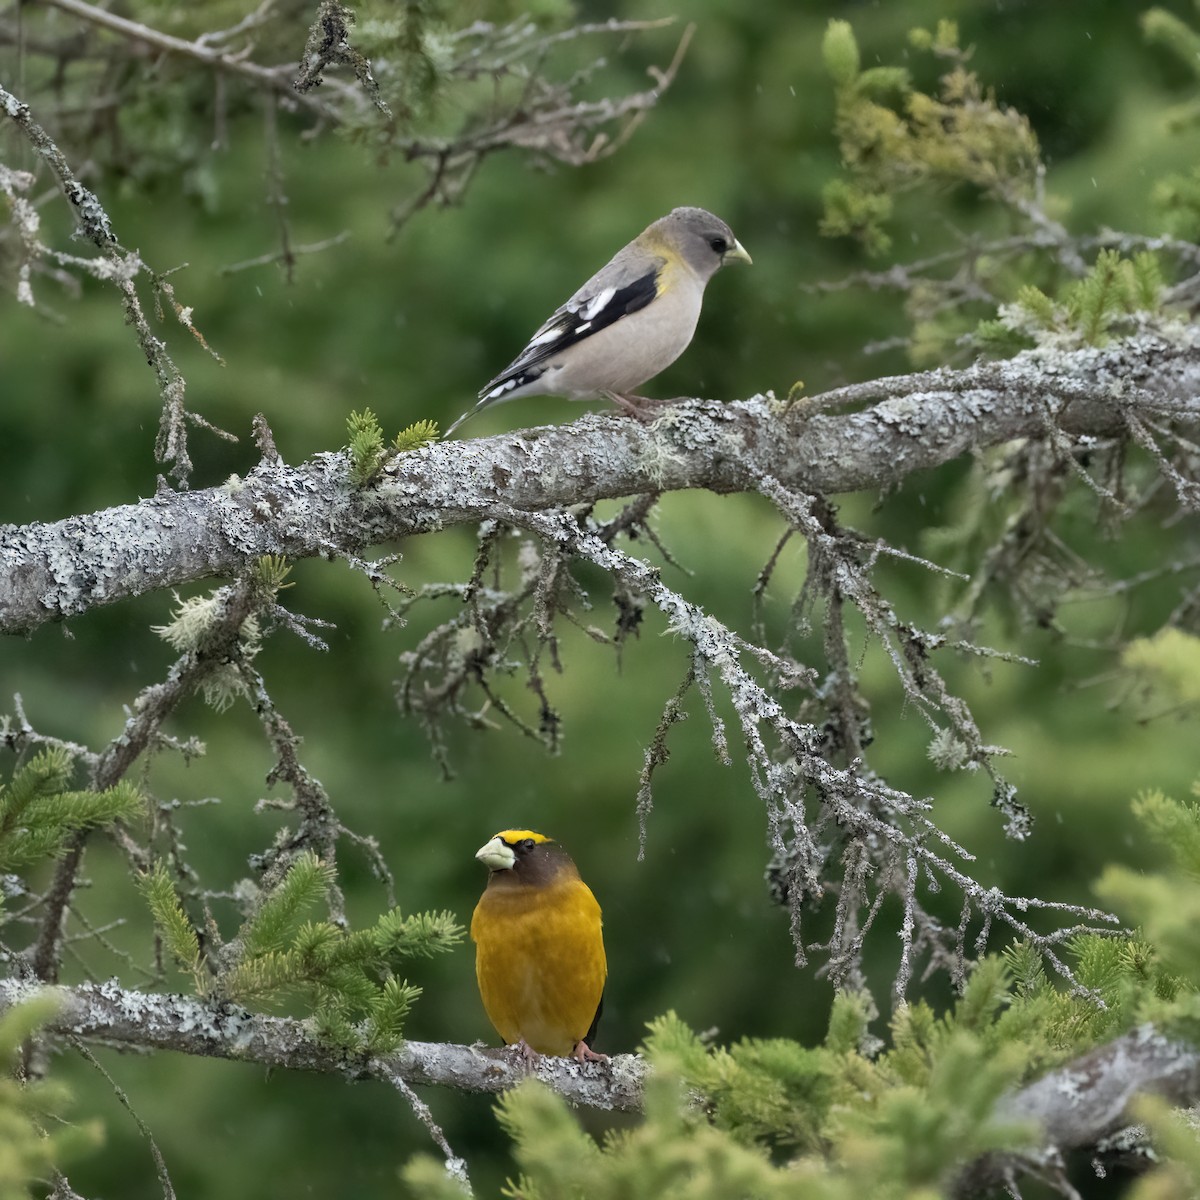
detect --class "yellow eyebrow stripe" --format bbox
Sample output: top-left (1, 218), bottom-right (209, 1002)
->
top-left (494, 829), bottom-right (552, 846)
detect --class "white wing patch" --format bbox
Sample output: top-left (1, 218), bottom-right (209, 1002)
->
top-left (483, 378), bottom-right (521, 401)
top-left (581, 286), bottom-right (616, 322)
top-left (527, 322), bottom-right (566, 349)
top-left (472, 264), bottom-right (661, 413)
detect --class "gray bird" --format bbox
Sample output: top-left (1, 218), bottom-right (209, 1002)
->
top-left (445, 207), bottom-right (751, 438)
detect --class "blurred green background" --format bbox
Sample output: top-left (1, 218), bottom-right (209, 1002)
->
top-left (3, 0), bottom-right (1200, 1195)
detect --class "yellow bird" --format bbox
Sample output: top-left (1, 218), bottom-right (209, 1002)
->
top-left (471, 829), bottom-right (608, 1063)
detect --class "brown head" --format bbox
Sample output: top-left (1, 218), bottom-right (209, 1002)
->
top-left (475, 828), bottom-right (581, 891)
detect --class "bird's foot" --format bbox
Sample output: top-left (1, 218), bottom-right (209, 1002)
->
top-left (571, 1040), bottom-right (610, 1065)
top-left (602, 391), bottom-right (672, 422)
top-left (509, 1039), bottom-right (541, 1072)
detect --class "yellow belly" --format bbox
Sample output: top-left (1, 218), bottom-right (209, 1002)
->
top-left (471, 878), bottom-right (606, 1056)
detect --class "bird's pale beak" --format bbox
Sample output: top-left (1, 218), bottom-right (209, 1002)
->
top-left (476, 836), bottom-right (516, 871)
top-left (725, 239), bottom-right (752, 266)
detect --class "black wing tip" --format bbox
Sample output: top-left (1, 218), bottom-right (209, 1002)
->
top-left (478, 371), bottom-right (538, 403)
top-left (445, 370), bottom-right (539, 439)
top-left (585, 992), bottom-right (604, 1045)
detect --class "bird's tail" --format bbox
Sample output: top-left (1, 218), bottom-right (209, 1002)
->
top-left (445, 375), bottom-right (522, 438)
top-left (442, 400), bottom-right (487, 440)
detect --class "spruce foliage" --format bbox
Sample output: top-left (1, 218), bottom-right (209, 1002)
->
top-left (140, 850), bottom-right (464, 1055)
top-left (0, 750), bottom-right (142, 875)
top-left (348, 408), bottom-right (388, 486)
top-left (820, 19), bottom-right (1038, 257)
top-left (395, 419), bottom-right (440, 451)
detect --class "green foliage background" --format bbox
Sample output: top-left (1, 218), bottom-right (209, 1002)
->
top-left (3, 0), bottom-right (1200, 1195)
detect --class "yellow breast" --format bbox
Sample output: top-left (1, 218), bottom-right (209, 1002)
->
top-left (471, 876), bottom-right (607, 1056)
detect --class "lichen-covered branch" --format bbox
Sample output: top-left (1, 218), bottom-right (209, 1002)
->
top-left (496, 507), bottom-right (1122, 993)
top-left (1, 975), bottom-right (1194, 1191)
top-left (0, 977), bottom-right (646, 1112)
top-left (0, 83), bottom-right (223, 486)
top-left (3, 15), bottom-right (688, 483)
top-left (41, 0), bottom-right (341, 118)
top-left (5, 7), bottom-right (689, 243)
top-left (957, 1024), bottom-right (1200, 1196)
top-left (3, 331), bottom-right (1198, 636)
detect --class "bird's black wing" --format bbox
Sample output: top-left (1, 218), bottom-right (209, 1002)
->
top-left (479, 267), bottom-right (660, 401)
top-left (584, 991), bottom-right (604, 1049)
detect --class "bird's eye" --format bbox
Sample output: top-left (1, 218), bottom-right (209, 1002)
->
top-left (709, 236), bottom-right (728, 254)
top-left (521, 838), bottom-right (536, 851)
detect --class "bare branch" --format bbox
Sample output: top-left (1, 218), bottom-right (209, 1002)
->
top-left (381, 1068), bottom-right (473, 1194)
top-left (41, 0), bottom-right (339, 118)
top-left (29, 577), bottom-right (263, 983)
top-left (0, 84), bottom-right (228, 485)
top-left (72, 1042), bottom-right (177, 1200)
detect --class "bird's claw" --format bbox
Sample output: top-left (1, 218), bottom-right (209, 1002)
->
top-left (602, 391), bottom-right (673, 422)
top-left (508, 1039), bottom-right (541, 1072)
top-left (508, 1039), bottom-right (609, 1068)
top-left (501, 1036), bottom-right (544, 1075)
top-left (571, 1040), bottom-right (610, 1065)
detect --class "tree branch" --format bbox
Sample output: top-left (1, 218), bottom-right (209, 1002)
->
top-left (958, 1023), bottom-right (1200, 1195)
top-left (40, 0), bottom-right (341, 119)
top-left (30, 578), bottom-right (261, 983)
top-left (2, 331), bottom-right (1198, 635)
top-left (2, 976), bottom-right (1195, 1189)
top-left (0, 977), bottom-right (646, 1111)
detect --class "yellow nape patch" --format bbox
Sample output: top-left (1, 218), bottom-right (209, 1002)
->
top-left (654, 255), bottom-right (680, 297)
top-left (494, 829), bottom-right (552, 846)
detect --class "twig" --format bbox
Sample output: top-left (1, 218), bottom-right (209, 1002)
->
top-left (0, 83), bottom-right (228, 484)
top-left (221, 231), bottom-right (351, 276)
top-left (30, 579), bottom-right (261, 983)
top-left (71, 1042), bottom-right (177, 1200)
top-left (380, 1067), bottom-right (473, 1195)
top-left (41, 0), bottom-right (338, 118)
